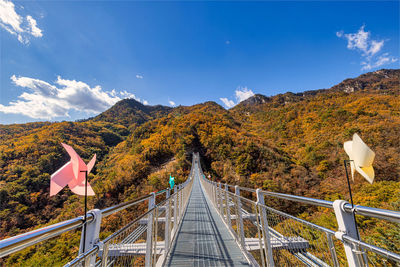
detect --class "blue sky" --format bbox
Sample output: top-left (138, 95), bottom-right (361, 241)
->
top-left (0, 1), bottom-right (398, 124)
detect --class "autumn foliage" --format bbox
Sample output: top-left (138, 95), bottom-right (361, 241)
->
top-left (0, 69), bottom-right (399, 265)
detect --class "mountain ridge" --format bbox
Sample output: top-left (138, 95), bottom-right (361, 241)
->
top-left (91, 98), bottom-right (172, 128)
top-left (234, 68), bottom-right (399, 110)
top-left (0, 69), bottom-right (399, 265)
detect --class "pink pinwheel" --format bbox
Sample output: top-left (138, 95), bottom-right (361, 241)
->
top-left (50, 143), bottom-right (96, 196)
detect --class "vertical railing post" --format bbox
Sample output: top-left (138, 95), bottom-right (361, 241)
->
top-left (218, 183), bottom-right (223, 215)
top-left (145, 192), bottom-right (156, 267)
top-left (173, 187), bottom-right (178, 233)
top-left (176, 185), bottom-right (181, 222)
top-left (235, 186), bottom-right (245, 247)
top-left (100, 242), bottom-right (109, 267)
top-left (215, 182), bottom-right (219, 211)
top-left (326, 233), bottom-right (340, 267)
top-left (256, 189), bottom-right (274, 267)
top-left (225, 184), bottom-right (232, 228)
top-left (255, 202), bottom-right (266, 267)
top-left (212, 182), bottom-right (216, 205)
top-left (153, 206), bottom-right (159, 265)
top-left (180, 185), bottom-right (183, 214)
top-left (79, 209), bottom-right (102, 266)
top-left (214, 182), bottom-right (218, 207)
top-left (333, 200), bottom-right (363, 267)
top-left (165, 188), bottom-right (171, 253)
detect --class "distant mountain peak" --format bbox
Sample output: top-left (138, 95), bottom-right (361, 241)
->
top-left (233, 68), bottom-right (399, 111)
top-left (331, 68), bottom-right (399, 93)
top-left (92, 98), bottom-right (172, 126)
top-left (238, 94), bottom-right (271, 106)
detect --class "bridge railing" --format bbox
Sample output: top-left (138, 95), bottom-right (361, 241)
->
top-left (196, 153), bottom-right (400, 267)
top-left (66, 175), bottom-right (194, 267)
top-left (0, 165), bottom-right (194, 267)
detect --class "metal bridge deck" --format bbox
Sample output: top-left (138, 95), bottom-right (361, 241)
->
top-left (165, 166), bottom-right (251, 266)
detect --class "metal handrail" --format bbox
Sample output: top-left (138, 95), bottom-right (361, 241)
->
top-left (201, 170), bottom-right (400, 265)
top-left (260, 189), bottom-right (334, 208)
top-left (64, 171), bottom-right (194, 266)
top-left (0, 215), bottom-right (92, 258)
top-left (101, 194), bottom-right (152, 217)
top-left (65, 198), bottom-right (168, 267)
top-left (226, 189), bottom-right (337, 236)
top-left (0, 187), bottom-right (179, 258)
top-left (342, 234), bottom-right (400, 262)
top-left (343, 204), bottom-right (400, 223)
top-left (199, 153), bottom-right (400, 266)
top-left (65, 245), bottom-right (99, 267)
top-left (202, 179), bottom-right (400, 223)
top-left (259, 189), bottom-right (399, 223)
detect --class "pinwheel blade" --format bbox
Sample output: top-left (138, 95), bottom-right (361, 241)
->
top-left (87, 154), bottom-right (96, 174)
top-left (50, 161), bottom-right (74, 196)
top-left (62, 143), bottom-right (87, 183)
top-left (69, 180), bottom-right (96, 196)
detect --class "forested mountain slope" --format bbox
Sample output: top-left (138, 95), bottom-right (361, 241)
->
top-left (91, 98), bottom-right (172, 128)
top-left (0, 69), bottom-right (398, 265)
top-left (0, 100), bottom-right (169, 239)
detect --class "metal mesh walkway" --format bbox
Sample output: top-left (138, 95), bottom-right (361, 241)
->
top-left (165, 165), bottom-right (251, 266)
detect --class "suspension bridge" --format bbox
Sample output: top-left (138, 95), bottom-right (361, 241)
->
top-left (0, 153), bottom-right (399, 266)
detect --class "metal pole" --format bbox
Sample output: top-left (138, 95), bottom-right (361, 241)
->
top-left (235, 186), bottom-right (245, 247)
top-left (225, 184), bottom-right (231, 228)
top-left (218, 183), bottom-right (223, 215)
top-left (326, 233), bottom-right (339, 267)
top-left (333, 200), bottom-right (362, 267)
top-left (145, 192), bottom-right (155, 267)
top-left (343, 160), bottom-right (362, 241)
top-left (165, 188), bottom-right (171, 253)
top-left (173, 187), bottom-right (178, 233)
top-left (344, 161), bottom-right (355, 210)
top-left (80, 170), bottom-right (88, 254)
top-left (255, 203), bottom-right (266, 267)
top-left (256, 189), bottom-right (274, 267)
top-left (153, 206), bottom-right (159, 265)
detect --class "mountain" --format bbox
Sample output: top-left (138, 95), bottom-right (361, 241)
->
top-left (330, 69), bottom-right (399, 93)
top-left (235, 69), bottom-right (399, 111)
top-left (236, 94), bottom-right (271, 107)
top-left (1, 69), bottom-right (399, 265)
top-left (91, 98), bottom-right (172, 128)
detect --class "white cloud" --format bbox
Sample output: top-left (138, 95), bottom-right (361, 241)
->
top-left (118, 90), bottom-right (148, 105)
top-left (219, 98), bottom-right (235, 108)
top-left (168, 100), bottom-right (176, 106)
top-left (0, 75), bottom-right (144, 119)
top-left (337, 25), bottom-right (397, 70)
top-left (136, 74), bottom-right (143, 79)
top-left (362, 53), bottom-right (398, 70)
top-left (342, 26), bottom-right (370, 53)
top-left (235, 87), bottom-right (255, 102)
top-left (0, 0), bottom-right (43, 43)
top-left (0, 0), bottom-right (22, 33)
top-left (220, 86), bottom-right (255, 109)
top-left (369, 40), bottom-right (384, 56)
top-left (119, 90), bottom-right (136, 99)
top-left (26, 15), bottom-right (42, 37)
